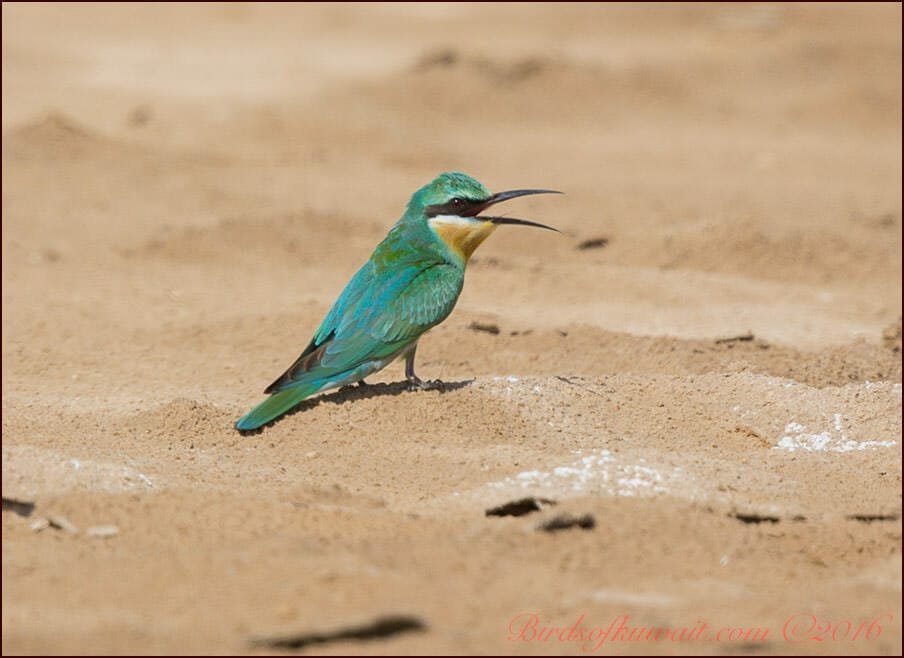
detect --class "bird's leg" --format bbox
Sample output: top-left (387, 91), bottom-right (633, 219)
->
top-left (357, 379), bottom-right (368, 387)
top-left (404, 342), bottom-right (444, 391)
top-left (404, 343), bottom-right (421, 386)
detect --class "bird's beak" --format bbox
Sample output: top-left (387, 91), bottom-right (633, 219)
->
top-left (475, 189), bottom-right (562, 232)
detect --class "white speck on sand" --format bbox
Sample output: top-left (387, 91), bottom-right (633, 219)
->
top-left (590, 589), bottom-right (674, 607)
top-left (492, 375), bottom-right (520, 383)
top-left (487, 449), bottom-right (668, 497)
top-left (775, 418), bottom-right (897, 453)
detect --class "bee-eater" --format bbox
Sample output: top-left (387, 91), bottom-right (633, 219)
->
top-left (235, 172), bottom-right (560, 431)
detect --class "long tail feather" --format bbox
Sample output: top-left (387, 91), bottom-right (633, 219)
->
top-left (235, 384), bottom-right (320, 431)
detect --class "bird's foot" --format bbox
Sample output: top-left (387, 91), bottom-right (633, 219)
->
top-left (406, 376), bottom-right (446, 392)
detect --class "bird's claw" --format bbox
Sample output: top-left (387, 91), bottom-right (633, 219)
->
top-left (406, 377), bottom-right (446, 392)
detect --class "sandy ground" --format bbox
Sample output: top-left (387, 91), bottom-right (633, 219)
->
top-left (2, 3), bottom-right (902, 655)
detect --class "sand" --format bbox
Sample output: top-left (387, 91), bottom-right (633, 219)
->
top-left (2, 3), bottom-right (902, 655)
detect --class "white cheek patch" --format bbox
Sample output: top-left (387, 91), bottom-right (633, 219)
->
top-left (428, 214), bottom-right (475, 228)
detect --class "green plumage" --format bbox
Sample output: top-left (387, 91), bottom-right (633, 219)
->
top-left (236, 172), bottom-right (558, 431)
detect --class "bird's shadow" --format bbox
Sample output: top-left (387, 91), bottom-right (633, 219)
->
top-left (236, 379), bottom-right (474, 435)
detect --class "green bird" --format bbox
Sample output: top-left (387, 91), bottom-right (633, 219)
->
top-left (235, 172), bottom-right (560, 431)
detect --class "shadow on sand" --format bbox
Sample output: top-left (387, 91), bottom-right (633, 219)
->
top-left (236, 378), bottom-right (474, 435)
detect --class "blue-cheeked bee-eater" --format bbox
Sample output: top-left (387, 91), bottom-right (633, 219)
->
top-left (236, 172), bottom-right (560, 431)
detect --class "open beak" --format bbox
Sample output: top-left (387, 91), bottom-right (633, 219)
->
top-left (475, 189), bottom-right (561, 232)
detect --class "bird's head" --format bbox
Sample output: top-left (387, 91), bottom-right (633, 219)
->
top-left (408, 172), bottom-right (560, 261)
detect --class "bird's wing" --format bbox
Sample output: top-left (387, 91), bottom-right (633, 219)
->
top-left (265, 261), bottom-right (463, 393)
top-left (361, 262), bottom-right (464, 343)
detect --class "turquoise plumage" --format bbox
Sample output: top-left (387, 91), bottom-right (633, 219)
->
top-left (236, 173), bottom-right (559, 431)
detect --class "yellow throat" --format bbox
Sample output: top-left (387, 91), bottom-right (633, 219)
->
top-left (428, 215), bottom-right (497, 262)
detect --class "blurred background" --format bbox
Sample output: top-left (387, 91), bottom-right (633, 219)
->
top-left (3, 3), bottom-right (901, 348)
top-left (3, 3), bottom-right (901, 655)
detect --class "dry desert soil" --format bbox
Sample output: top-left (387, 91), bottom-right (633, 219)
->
top-left (2, 3), bottom-right (902, 655)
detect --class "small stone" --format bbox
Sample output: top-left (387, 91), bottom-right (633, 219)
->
top-left (536, 513), bottom-right (596, 533)
top-left (468, 321), bottom-right (500, 335)
top-left (47, 514), bottom-right (78, 534)
top-left (2, 497), bottom-right (35, 517)
top-left (30, 518), bottom-right (50, 532)
top-left (87, 525), bottom-right (119, 538)
top-left (577, 237), bottom-right (609, 250)
top-left (486, 497), bottom-right (557, 517)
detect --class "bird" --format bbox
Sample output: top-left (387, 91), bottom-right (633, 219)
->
top-left (235, 172), bottom-right (560, 431)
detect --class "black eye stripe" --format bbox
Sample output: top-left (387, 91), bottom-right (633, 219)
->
top-left (425, 198), bottom-right (486, 217)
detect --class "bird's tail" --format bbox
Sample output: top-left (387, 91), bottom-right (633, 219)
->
top-left (235, 384), bottom-right (321, 431)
